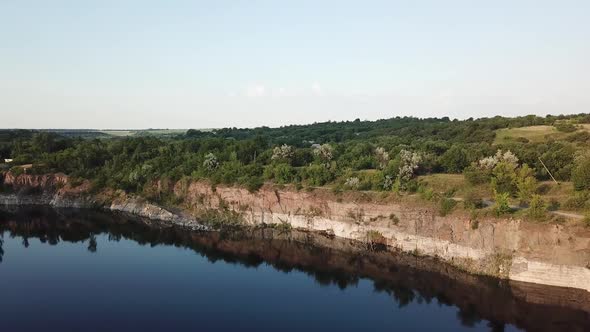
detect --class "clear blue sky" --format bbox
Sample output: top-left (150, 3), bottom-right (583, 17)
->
top-left (1, 0), bottom-right (589, 129)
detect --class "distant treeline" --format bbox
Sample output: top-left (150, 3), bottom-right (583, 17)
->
top-left (1, 114), bottom-right (590, 199)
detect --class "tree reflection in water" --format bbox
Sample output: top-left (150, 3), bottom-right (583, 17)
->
top-left (0, 206), bottom-right (589, 332)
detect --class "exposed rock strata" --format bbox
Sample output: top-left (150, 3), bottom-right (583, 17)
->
top-left (2, 172), bottom-right (590, 292)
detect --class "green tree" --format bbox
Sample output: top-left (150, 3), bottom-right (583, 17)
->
top-left (572, 154), bottom-right (590, 191)
top-left (440, 145), bottom-right (468, 173)
top-left (527, 194), bottom-right (547, 220)
top-left (491, 161), bottom-right (517, 195)
top-left (516, 164), bottom-right (537, 204)
top-left (494, 191), bottom-right (512, 216)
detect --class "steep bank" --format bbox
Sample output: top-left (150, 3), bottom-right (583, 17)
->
top-left (2, 172), bottom-right (590, 292)
top-left (1, 207), bottom-right (589, 332)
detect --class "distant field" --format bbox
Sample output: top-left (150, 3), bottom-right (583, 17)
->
top-left (99, 130), bottom-right (135, 137)
top-left (494, 125), bottom-right (560, 144)
top-left (38, 129), bottom-right (192, 138)
top-left (493, 124), bottom-right (590, 144)
top-left (134, 129), bottom-right (188, 137)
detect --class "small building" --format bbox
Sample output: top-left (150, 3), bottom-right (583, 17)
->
top-left (4, 159), bottom-right (13, 163)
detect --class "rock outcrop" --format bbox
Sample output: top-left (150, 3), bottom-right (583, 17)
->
top-left (2, 172), bottom-right (590, 292)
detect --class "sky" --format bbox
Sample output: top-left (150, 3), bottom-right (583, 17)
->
top-left (1, 0), bottom-right (589, 129)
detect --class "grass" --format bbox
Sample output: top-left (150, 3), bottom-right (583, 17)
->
top-left (99, 130), bottom-right (135, 137)
top-left (99, 129), bottom-right (189, 137)
top-left (494, 124), bottom-right (590, 145)
top-left (494, 125), bottom-right (561, 144)
top-left (418, 174), bottom-right (491, 198)
top-left (536, 181), bottom-right (575, 210)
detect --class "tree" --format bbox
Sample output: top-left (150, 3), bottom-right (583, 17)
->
top-left (397, 150), bottom-right (421, 184)
top-left (494, 191), bottom-right (511, 216)
top-left (491, 161), bottom-right (517, 195)
top-left (203, 153), bottom-right (219, 172)
top-left (572, 154), bottom-right (590, 191)
top-left (374, 147), bottom-right (390, 170)
top-left (313, 144), bottom-right (334, 167)
top-left (516, 164), bottom-right (537, 204)
top-left (303, 164), bottom-right (334, 186)
top-left (264, 163), bottom-right (296, 184)
top-left (527, 194), bottom-right (547, 220)
top-left (440, 145), bottom-right (468, 173)
top-left (463, 164), bottom-right (491, 185)
top-left (271, 144), bottom-right (294, 163)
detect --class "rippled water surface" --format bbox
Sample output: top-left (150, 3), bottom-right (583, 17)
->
top-left (0, 207), bottom-right (588, 332)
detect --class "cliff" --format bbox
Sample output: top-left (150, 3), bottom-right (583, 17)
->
top-left (2, 172), bottom-right (590, 292)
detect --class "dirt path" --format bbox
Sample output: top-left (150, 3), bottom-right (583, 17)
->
top-left (476, 199), bottom-right (585, 220)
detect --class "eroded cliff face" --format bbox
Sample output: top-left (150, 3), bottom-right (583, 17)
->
top-left (1, 208), bottom-right (589, 331)
top-left (2, 172), bottom-right (590, 292)
top-left (3, 172), bottom-right (69, 189)
top-left (1, 172), bottom-right (93, 207)
top-left (176, 181), bottom-right (590, 291)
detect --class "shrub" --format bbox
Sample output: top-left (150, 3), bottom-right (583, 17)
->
top-left (264, 163), bottom-right (295, 184)
top-left (389, 213), bottom-right (400, 225)
top-left (365, 230), bottom-right (387, 251)
top-left (439, 145), bottom-right (469, 173)
top-left (463, 190), bottom-right (484, 209)
top-left (494, 191), bottom-right (512, 216)
top-left (555, 122), bottom-right (577, 133)
top-left (439, 198), bottom-right (457, 216)
top-left (203, 153), bottom-right (219, 172)
top-left (463, 164), bottom-right (490, 185)
top-left (563, 191), bottom-right (589, 210)
top-left (527, 194), bottom-right (547, 220)
top-left (419, 186), bottom-right (435, 201)
top-left (9, 167), bottom-right (24, 176)
top-left (547, 199), bottom-right (560, 211)
top-left (516, 164), bottom-right (537, 205)
top-left (344, 176), bottom-right (360, 189)
top-left (572, 154), bottom-right (590, 191)
top-left (245, 176), bottom-right (264, 192)
top-left (302, 164), bottom-right (334, 186)
top-left (491, 161), bottom-right (517, 195)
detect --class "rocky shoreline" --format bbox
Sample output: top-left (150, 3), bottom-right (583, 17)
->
top-left (2, 206), bottom-right (589, 331)
top-left (1, 171), bottom-right (590, 292)
top-left (0, 192), bottom-right (210, 231)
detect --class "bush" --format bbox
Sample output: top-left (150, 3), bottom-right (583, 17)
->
top-left (245, 176), bottom-right (264, 192)
top-left (463, 190), bottom-right (484, 209)
top-left (491, 161), bottom-right (517, 195)
top-left (439, 198), bottom-right (457, 216)
top-left (494, 191), bottom-right (512, 216)
top-left (563, 191), bottom-right (589, 210)
top-left (418, 185), bottom-right (435, 201)
top-left (9, 167), bottom-right (24, 176)
top-left (463, 164), bottom-right (490, 185)
top-left (527, 194), bottom-right (547, 220)
top-left (572, 155), bottom-right (590, 191)
top-left (439, 145), bottom-right (469, 173)
top-left (555, 122), bottom-right (577, 133)
top-left (547, 199), bottom-right (560, 211)
top-left (264, 163), bottom-right (295, 184)
top-left (302, 164), bottom-right (334, 186)
top-left (516, 164), bottom-right (537, 205)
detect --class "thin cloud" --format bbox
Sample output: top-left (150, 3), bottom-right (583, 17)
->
top-left (245, 85), bottom-right (266, 97)
top-left (311, 82), bottom-right (322, 96)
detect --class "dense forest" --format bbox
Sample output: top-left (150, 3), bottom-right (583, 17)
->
top-left (2, 114), bottom-right (590, 218)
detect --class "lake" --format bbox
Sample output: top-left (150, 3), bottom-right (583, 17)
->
top-left (0, 207), bottom-right (588, 332)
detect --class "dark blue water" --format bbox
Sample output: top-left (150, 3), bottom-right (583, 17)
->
top-left (0, 208), bottom-right (588, 332)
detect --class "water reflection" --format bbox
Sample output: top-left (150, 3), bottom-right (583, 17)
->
top-left (0, 206), bottom-right (589, 331)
